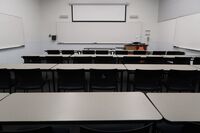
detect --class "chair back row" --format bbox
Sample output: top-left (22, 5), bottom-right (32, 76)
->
top-left (0, 69), bottom-right (199, 93)
top-left (22, 56), bottom-right (199, 65)
top-left (45, 50), bottom-right (185, 55)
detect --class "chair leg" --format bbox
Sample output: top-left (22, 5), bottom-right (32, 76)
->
top-left (48, 80), bottom-right (51, 92)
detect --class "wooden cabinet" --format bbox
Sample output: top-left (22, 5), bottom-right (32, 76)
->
top-left (124, 44), bottom-right (148, 51)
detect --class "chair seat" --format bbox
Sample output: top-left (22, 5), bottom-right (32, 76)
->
top-left (167, 85), bottom-right (195, 92)
top-left (58, 85), bottom-right (84, 90)
top-left (91, 85), bottom-right (116, 90)
top-left (134, 84), bottom-right (161, 91)
top-left (15, 82), bottom-right (45, 90)
top-left (0, 83), bottom-right (12, 89)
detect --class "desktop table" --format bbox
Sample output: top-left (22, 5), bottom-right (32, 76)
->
top-left (71, 54), bottom-right (118, 57)
top-left (0, 93), bottom-right (9, 101)
top-left (147, 93), bottom-right (200, 122)
top-left (125, 64), bottom-right (197, 71)
top-left (0, 92), bottom-right (162, 123)
top-left (0, 64), bottom-right (57, 70)
top-left (192, 65), bottom-right (200, 70)
top-left (52, 64), bottom-right (126, 70)
top-left (117, 55), bottom-right (164, 58)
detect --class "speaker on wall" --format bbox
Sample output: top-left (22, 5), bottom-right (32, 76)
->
top-left (52, 35), bottom-right (57, 41)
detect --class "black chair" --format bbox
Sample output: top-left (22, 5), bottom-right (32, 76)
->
top-left (133, 51), bottom-right (147, 55)
top-left (44, 56), bottom-right (64, 64)
top-left (22, 56), bottom-right (41, 64)
top-left (61, 50), bottom-right (75, 55)
top-left (167, 51), bottom-right (185, 55)
top-left (0, 127), bottom-right (55, 133)
top-left (14, 69), bottom-right (48, 92)
top-left (128, 70), bottom-right (164, 92)
top-left (144, 57), bottom-right (166, 64)
top-left (173, 57), bottom-right (191, 65)
top-left (182, 123), bottom-right (200, 133)
top-left (156, 121), bottom-right (184, 133)
top-left (152, 51), bottom-right (166, 55)
top-left (193, 57), bottom-right (200, 65)
top-left (0, 69), bottom-right (13, 93)
top-left (45, 50), bottom-right (60, 55)
top-left (56, 69), bottom-right (86, 92)
top-left (94, 56), bottom-right (116, 64)
top-left (80, 123), bottom-right (153, 133)
top-left (82, 50), bottom-right (95, 55)
top-left (96, 50), bottom-right (109, 55)
top-left (165, 70), bottom-right (198, 92)
top-left (122, 57), bottom-right (141, 64)
top-left (90, 69), bottom-right (118, 92)
top-left (72, 57), bottom-right (93, 64)
top-left (115, 51), bottom-right (129, 55)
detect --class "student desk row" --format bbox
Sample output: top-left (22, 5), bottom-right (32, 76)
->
top-left (0, 92), bottom-right (161, 124)
top-left (22, 54), bottom-right (200, 64)
top-left (0, 92), bottom-right (200, 124)
top-left (1, 63), bottom-right (199, 70)
top-left (0, 64), bottom-right (200, 92)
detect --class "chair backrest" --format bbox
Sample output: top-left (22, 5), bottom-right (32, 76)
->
top-left (96, 50), bottom-right (109, 55)
top-left (144, 57), bottom-right (166, 64)
top-left (14, 69), bottom-right (43, 84)
top-left (45, 50), bottom-right (60, 55)
top-left (72, 57), bottom-right (93, 64)
top-left (0, 127), bottom-right (54, 133)
top-left (133, 51), bottom-right (147, 55)
top-left (90, 69), bottom-right (118, 90)
top-left (166, 70), bottom-right (198, 92)
top-left (173, 57), bottom-right (191, 65)
top-left (122, 57), bottom-right (141, 64)
top-left (115, 51), bottom-right (129, 55)
top-left (22, 56), bottom-right (41, 64)
top-left (44, 56), bottom-right (64, 64)
top-left (57, 69), bottom-right (85, 87)
top-left (134, 69), bottom-right (164, 86)
top-left (61, 50), bottom-right (75, 55)
top-left (152, 51), bottom-right (166, 55)
top-left (167, 51), bottom-right (185, 55)
top-left (0, 69), bottom-right (11, 85)
top-left (80, 123), bottom-right (153, 133)
top-left (82, 50), bottom-right (95, 55)
top-left (94, 56), bottom-right (116, 64)
top-left (182, 123), bottom-right (200, 133)
top-left (193, 57), bottom-right (200, 65)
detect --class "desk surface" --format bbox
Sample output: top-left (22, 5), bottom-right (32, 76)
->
top-left (71, 54), bottom-right (117, 57)
top-left (117, 55), bottom-right (164, 58)
top-left (125, 64), bottom-right (197, 71)
top-left (0, 92), bottom-right (162, 122)
top-left (193, 65), bottom-right (200, 70)
top-left (52, 64), bottom-right (126, 70)
top-left (0, 64), bottom-right (57, 70)
top-left (23, 55), bottom-right (71, 57)
top-left (0, 93), bottom-right (9, 101)
top-left (117, 55), bottom-right (197, 58)
top-left (147, 93), bottom-right (200, 122)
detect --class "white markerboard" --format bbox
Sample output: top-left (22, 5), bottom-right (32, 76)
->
top-left (72, 5), bottom-right (126, 22)
top-left (56, 22), bottom-right (142, 44)
top-left (0, 13), bottom-right (24, 49)
top-left (174, 13), bottom-right (200, 51)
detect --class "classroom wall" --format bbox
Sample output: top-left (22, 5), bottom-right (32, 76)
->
top-left (40, 0), bottom-right (159, 51)
top-left (0, 0), bottom-right (42, 64)
top-left (159, 0), bottom-right (200, 22)
top-left (157, 0), bottom-right (200, 54)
